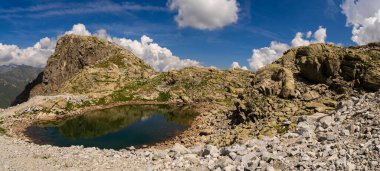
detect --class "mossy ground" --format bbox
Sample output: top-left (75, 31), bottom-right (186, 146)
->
top-left (96, 55), bottom-right (126, 68)
top-left (0, 120), bottom-right (6, 135)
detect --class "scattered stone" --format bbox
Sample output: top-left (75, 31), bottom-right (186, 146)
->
top-left (319, 116), bottom-right (334, 129)
top-left (199, 129), bottom-right (213, 136)
top-left (201, 145), bottom-right (219, 157)
top-left (171, 143), bottom-right (189, 155)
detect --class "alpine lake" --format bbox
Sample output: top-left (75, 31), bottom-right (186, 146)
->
top-left (25, 104), bottom-right (198, 150)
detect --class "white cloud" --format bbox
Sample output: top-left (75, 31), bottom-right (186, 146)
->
top-left (248, 27), bottom-right (327, 71)
top-left (169, 0), bottom-right (239, 30)
top-left (306, 31), bottom-right (312, 38)
top-left (109, 34), bottom-right (200, 72)
top-left (341, 0), bottom-right (380, 45)
top-left (248, 42), bottom-right (290, 72)
top-left (313, 26), bottom-right (327, 43)
top-left (0, 23), bottom-right (200, 72)
top-left (291, 33), bottom-right (311, 47)
top-left (64, 24), bottom-right (91, 36)
top-left (230, 61), bottom-right (247, 70)
top-left (0, 37), bottom-right (55, 67)
top-left (291, 26), bottom-right (327, 47)
top-left (341, 0), bottom-right (380, 25)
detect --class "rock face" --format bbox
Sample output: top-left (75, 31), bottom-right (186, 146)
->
top-left (253, 64), bottom-right (295, 98)
top-left (13, 35), bottom-right (156, 105)
top-left (276, 43), bottom-right (380, 92)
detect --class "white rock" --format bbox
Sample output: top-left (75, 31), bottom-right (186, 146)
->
top-left (346, 162), bottom-right (356, 171)
top-left (171, 143), bottom-right (189, 155)
top-left (319, 116), bottom-right (333, 129)
top-left (201, 145), bottom-right (219, 157)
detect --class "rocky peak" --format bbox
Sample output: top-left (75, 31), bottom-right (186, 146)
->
top-left (13, 35), bottom-right (156, 105)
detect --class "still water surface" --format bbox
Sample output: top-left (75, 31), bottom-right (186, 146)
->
top-left (26, 105), bottom-right (197, 150)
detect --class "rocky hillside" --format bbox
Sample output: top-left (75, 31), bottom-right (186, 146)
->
top-left (8, 34), bottom-right (380, 145)
top-left (1, 35), bottom-right (380, 171)
top-left (13, 35), bottom-right (254, 106)
top-left (0, 65), bottom-right (42, 108)
top-left (228, 43), bottom-right (380, 144)
top-left (13, 35), bottom-right (156, 105)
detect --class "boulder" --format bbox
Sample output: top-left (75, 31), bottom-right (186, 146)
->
top-left (363, 67), bottom-right (380, 91)
top-left (170, 143), bottom-right (190, 155)
top-left (319, 116), bottom-right (334, 129)
top-left (302, 90), bottom-right (320, 101)
top-left (201, 145), bottom-right (219, 157)
top-left (253, 64), bottom-right (295, 98)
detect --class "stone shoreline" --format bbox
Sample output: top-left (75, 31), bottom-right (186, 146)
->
top-left (0, 95), bottom-right (226, 150)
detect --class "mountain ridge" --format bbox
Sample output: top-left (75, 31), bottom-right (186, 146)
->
top-left (0, 65), bottom-right (42, 108)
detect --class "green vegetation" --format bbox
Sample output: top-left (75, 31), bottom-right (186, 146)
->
top-left (96, 55), bottom-right (126, 68)
top-left (0, 127), bottom-right (6, 135)
top-left (65, 102), bottom-right (75, 111)
top-left (95, 98), bottom-right (107, 105)
top-left (0, 120), bottom-right (4, 135)
top-left (276, 125), bottom-right (290, 134)
top-left (124, 81), bottom-right (145, 91)
top-left (158, 92), bottom-right (171, 101)
top-left (64, 100), bottom-right (93, 111)
top-left (111, 92), bottom-right (134, 102)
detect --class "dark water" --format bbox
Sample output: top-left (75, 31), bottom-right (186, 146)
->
top-left (25, 105), bottom-right (197, 150)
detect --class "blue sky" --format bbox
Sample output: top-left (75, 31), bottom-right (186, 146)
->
top-left (0, 0), bottom-right (373, 70)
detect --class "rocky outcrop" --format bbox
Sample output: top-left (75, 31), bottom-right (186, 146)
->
top-left (252, 64), bottom-right (295, 98)
top-left (276, 43), bottom-right (380, 92)
top-left (229, 42), bottom-right (380, 136)
top-left (13, 35), bottom-right (156, 105)
top-left (162, 67), bottom-right (254, 103)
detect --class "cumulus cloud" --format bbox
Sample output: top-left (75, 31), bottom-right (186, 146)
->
top-left (109, 34), bottom-right (200, 72)
top-left (341, 0), bottom-right (380, 45)
top-left (64, 23), bottom-right (91, 36)
top-left (248, 27), bottom-right (327, 71)
top-left (0, 24), bottom-right (89, 68)
top-left (0, 37), bottom-right (55, 67)
top-left (230, 61), bottom-right (248, 70)
top-left (248, 42), bottom-right (290, 72)
top-left (169, 0), bottom-right (239, 30)
top-left (291, 26), bottom-right (327, 47)
top-left (313, 26), bottom-right (327, 43)
top-left (0, 23), bottom-right (200, 72)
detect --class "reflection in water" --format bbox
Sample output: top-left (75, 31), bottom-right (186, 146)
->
top-left (26, 105), bottom-right (197, 150)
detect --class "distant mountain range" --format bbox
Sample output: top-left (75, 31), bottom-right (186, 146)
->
top-left (0, 65), bottom-right (42, 108)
